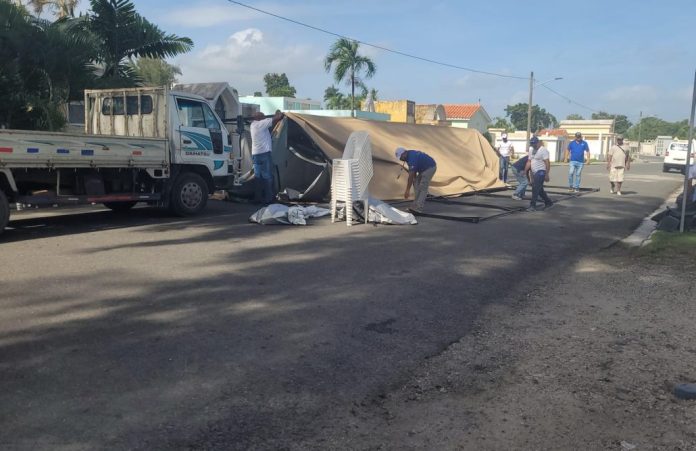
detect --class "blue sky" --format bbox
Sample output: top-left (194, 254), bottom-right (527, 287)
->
top-left (95, 0), bottom-right (696, 122)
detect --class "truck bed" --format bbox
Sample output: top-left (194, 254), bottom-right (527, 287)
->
top-left (0, 129), bottom-right (168, 169)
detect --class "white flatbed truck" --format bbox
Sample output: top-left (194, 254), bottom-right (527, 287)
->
top-left (0, 86), bottom-right (240, 234)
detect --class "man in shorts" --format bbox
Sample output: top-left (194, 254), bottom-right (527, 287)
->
top-left (606, 135), bottom-right (631, 195)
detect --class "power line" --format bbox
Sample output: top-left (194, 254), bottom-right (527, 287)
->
top-left (224, 0), bottom-right (528, 80)
top-left (540, 84), bottom-right (600, 113)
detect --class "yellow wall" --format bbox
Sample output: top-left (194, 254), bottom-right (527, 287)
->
top-left (374, 100), bottom-right (415, 123)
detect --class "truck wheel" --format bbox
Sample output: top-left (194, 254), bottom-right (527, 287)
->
top-left (103, 201), bottom-right (138, 212)
top-left (170, 172), bottom-right (208, 216)
top-left (0, 190), bottom-right (9, 235)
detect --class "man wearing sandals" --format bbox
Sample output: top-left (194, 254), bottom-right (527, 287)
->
top-left (606, 135), bottom-right (631, 195)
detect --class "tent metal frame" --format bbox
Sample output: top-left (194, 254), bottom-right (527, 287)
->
top-left (396, 185), bottom-right (599, 224)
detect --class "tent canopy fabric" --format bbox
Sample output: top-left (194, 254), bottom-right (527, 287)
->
top-left (285, 113), bottom-right (504, 200)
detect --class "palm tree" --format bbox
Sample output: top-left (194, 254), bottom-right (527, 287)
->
top-left (323, 85), bottom-right (350, 110)
top-left (1, 0), bottom-right (94, 129)
top-left (14, 0), bottom-right (79, 18)
top-left (72, 0), bottom-right (193, 87)
top-left (130, 57), bottom-right (182, 88)
top-left (324, 38), bottom-right (376, 116)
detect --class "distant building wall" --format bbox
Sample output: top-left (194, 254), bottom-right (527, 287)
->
top-left (493, 130), bottom-right (566, 162)
top-left (287, 110), bottom-right (391, 121)
top-left (374, 100), bottom-right (415, 123)
top-left (239, 96), bottom-right (321, 115)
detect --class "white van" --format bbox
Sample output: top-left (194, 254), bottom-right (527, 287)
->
top-left (663, 141), bottom-right (694, 174)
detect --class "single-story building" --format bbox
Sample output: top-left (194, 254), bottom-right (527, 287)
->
top-left (415, 104), bottom-right (449, 126)
top-left (239, 96), bottom-right (322, 115)
top-left (444, 104), bottom-right (491, 134)
top-left (373, 100), bottom-right (416, 123)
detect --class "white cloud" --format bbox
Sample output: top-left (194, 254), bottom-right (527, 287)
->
top-left (176, 28), bottom-right (320, 95)
top-left (604, 85), bottom-right (659, 102)
top-left (163, 3), bottom-right (263, 28)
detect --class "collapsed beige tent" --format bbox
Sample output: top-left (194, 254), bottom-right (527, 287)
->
top-left (285, 113), bottom-right (505, 200)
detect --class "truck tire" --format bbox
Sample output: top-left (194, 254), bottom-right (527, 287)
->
top-left (0, 190), bottom-right (9, 235)
top-left (170, 172), bottom-right (208, 216)
top-left (103, 201), bottom-right (138, 212)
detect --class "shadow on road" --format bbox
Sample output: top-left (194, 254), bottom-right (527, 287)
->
top-left (0, 186), bottom-right (676, 449)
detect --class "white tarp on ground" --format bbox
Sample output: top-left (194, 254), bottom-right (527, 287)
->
top-left (336, 197), bottom-right (417, 225)
top-left (249, 204), bottom-right (330, 225)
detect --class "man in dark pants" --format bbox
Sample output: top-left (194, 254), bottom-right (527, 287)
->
top-left (250, 110), bottom-right (284, 204)
top-left (395, 147), bottom-right (437, 213)
top-left (526, 136), bottom-right (553, 212)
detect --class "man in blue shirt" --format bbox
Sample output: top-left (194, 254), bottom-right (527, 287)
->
top-left (395, 147), bottom-right (437, 213)
top-left (564, 132), bottom-right (590, 192)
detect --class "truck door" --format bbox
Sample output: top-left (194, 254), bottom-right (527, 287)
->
top-left (175, 97), bottom-right (227, 176)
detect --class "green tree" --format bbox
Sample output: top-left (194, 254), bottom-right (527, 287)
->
top-left (566, 113), bottom-right (584, 120)
top-left (591, 111), bottom-right (632, 135)
top-left (130, 57), bottom-right (181, 87)
top-left (504, 103), bottom-right (558, 132)
top-left (73, 0), bottom-right (193, 87)
top-left (323, 85), bottom-right (350, 110)
top-left (491, 116), bottom-right (514, 131)
top-left (20, 0), bottom-right (79, 17)
top-left (263, 72), bottom-right (296, 97)
top-left (625, 117), bottom-right (694, 141)
top-left (253, 91), bottom-right (262, 97)
top-left (0, 0), bottom-right (94, 129)
top-left (324, 38), bottom-right (376, 115)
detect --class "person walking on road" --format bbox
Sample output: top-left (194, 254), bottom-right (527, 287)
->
top-left (395, 147), bottom-right (437, 214)
top-left (565, 132), bottom-right (590, 192)
top-left (496, 133), bottom-right (515, 183)
top-left (606, 134), bottom-right (631, 195)
top-left (250, 110), bottom-right (284, 204)
top-left (511, 154), bottom-right (529, 200)
top-left (526, 136), bottom-right (553, 212)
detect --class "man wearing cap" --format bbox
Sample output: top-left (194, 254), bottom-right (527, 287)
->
top-left (606, 135), bottom-right (631, 195)
top-left (565, 132), bottom-right (590, 193)
top-left (395, 147), bottom-right (437, 213)
top-left (496, 133), bottom-right (515, 183)
top-left (526, 137), bottom-right (553, 211)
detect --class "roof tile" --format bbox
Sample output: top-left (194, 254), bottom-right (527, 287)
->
top-left (444, 104), bottom-right (480, 120)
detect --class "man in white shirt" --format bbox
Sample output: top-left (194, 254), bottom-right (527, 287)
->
top-left (250, 110), bottom-right (284, 204)
top-left (526, 136), bottom-right (553, 212)
top-left (496, 133), bottom-right (515, 183)
top-left (605, 134), bottom-right (630, 195)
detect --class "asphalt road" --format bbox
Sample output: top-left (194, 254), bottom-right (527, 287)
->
top-left (0, 160), bottom-right (684, 450)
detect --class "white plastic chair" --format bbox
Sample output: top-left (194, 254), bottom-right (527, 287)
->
top-left (331, 131), bottom-right (373, 226)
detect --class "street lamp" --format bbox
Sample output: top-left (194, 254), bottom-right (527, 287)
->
top-left (526, 73), bottom-right (563, 146)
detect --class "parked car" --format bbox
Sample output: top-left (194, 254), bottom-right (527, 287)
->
top-left (663, 141), bottom-right (695, 173)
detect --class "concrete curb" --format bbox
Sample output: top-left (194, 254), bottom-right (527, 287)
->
top-left (622, 187), bottom-right (682, 247)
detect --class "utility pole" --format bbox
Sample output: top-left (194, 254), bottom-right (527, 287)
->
top-left (637, 111), bottom-right (643, 154)
top-left (679, 70), bottom-right (696, 233)
top-left (526, 71), bottom-right (534, 146)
